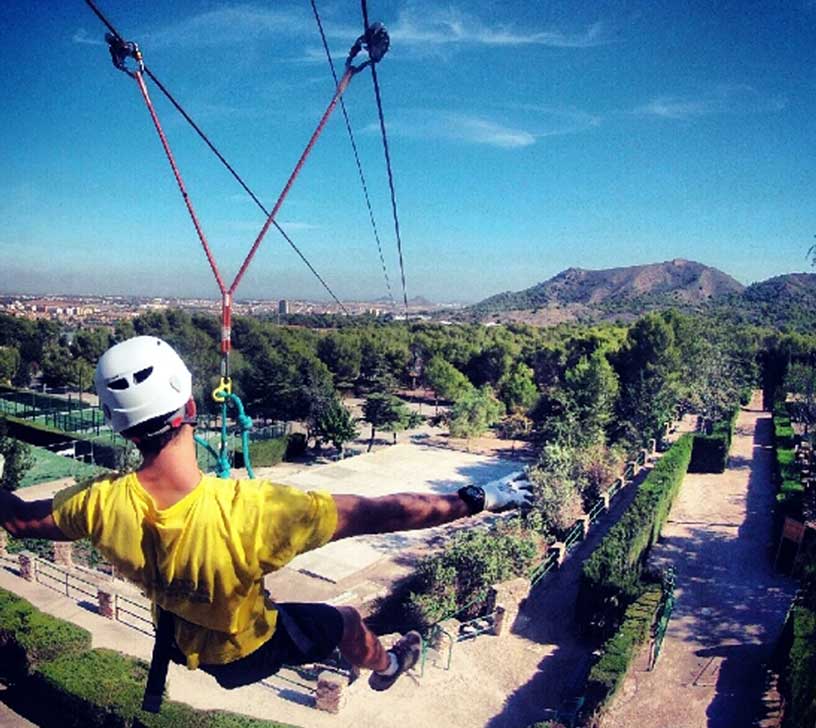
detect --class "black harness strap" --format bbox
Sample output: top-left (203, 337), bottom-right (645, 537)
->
top-left (142, 606), bottom-right (176, 713)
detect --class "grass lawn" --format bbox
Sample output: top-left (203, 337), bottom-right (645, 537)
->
top-left (19, 445), bottom-right (108, 488)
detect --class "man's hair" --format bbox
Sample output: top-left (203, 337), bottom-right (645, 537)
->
top-left (122, 411), bottom-right (186, 457)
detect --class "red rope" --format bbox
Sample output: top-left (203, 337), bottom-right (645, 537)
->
top-left (134, 71), bottom-right (227, 296)
top-left (228, 67), bottom-right (355, 295)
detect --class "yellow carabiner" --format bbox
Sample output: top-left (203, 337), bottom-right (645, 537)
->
top-left (212, 377), bottom-right (233, 403)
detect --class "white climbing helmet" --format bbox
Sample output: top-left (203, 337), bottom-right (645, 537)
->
top-left (94, 336), bottom-right (192, 434)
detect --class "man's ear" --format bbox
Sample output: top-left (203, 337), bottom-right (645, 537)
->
top-left (185, 398), bottom-right (197, 419)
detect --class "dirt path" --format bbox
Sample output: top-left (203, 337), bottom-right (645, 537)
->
top-left (602, 394), bottom-right (796, 728)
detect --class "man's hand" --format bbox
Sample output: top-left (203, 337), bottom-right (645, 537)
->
top-left (483, 475), bottom-right (535, 513)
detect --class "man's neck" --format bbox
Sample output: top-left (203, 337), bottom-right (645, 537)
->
top-left (136, 427), bottom-right (202, 509)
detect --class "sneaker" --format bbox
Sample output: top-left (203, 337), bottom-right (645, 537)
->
top-left (368, 631), bottom-right (422, 691)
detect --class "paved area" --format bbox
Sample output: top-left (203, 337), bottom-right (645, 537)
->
top-left (603, 394), bottom-right (796, 728)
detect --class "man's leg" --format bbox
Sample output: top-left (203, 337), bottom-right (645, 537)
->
top-left (336, 606), bottom-right (422, 691)
top-left (336, 606), bottom-right (390, 671)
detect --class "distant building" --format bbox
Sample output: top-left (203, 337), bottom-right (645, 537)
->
top-left (278, 299), bottom-right (289, 315)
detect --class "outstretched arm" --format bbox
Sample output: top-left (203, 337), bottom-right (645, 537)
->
top-left (331, 478), bottom-right (534, 541)
top-left (0, 491), bottom-right (70, 540)
top-left (332, 492), bottom-right (470, 540)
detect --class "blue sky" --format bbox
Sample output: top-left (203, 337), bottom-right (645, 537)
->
top-left (1, 0), bottom-right (815, 304)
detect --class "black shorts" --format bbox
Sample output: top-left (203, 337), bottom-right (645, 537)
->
top-left (200, 602), bottom-right (345, 689)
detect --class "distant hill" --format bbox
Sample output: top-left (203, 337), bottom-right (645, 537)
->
top-left (712, 273), bottom-right (816, 329)
top-left (472, 259), bottom-right (744, 316)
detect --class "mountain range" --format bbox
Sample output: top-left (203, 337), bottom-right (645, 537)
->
top-left (463, 260), bottom-right (816, 329)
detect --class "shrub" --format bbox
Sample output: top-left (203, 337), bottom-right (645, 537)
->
top-left (404, 519), bottom-right (540, 631)
top-left (583, 586), bottom-right (662, 718)
top-left (0, 587), bottom-right (91, 681)
top-left (244, 436), bottom-right (288, 467)
top-left (577, 435), bottom-right (692, 636)
top-left (689, 409), bottom-right (738, 473)
top-left (772, 405), bottom-right (804, 521)
top-left (284, 432), bottom-right (307, 459)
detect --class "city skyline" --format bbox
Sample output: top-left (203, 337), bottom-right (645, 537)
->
top-left (2, 1), bottom-right (815, 302)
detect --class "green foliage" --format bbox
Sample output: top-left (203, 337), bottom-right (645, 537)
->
top-left (583, 586), bottom-right (662, 718)
top-left (247, 436), bottom-right (289, 467)
top-left (578, 435), bottom-right (692, 636)
top-left (448, 386), bottom-right (505, 442)
top-left (362, 392), bottom-right (411, 449)
top-left (782, 605), bottom-right (816, 728)
top-left (0, 589), bottom-right (297, 727)
top-left (0, 427), bottom-right (33, 491)
top-left (404, 520), bottom-right (540, 630)
top-left (0, 345), bottom-right (20, 383)
top-left (498, 361), bottom-right (539, 414)
top-left (562, 350), bottom-right (619, 448)
top-left (772, 405), bottom-right (804, 520)
top-left (0, 587), bottom-right (91, 680)
top-left (425, 355), bottom-right (473, 402)
top-left (311, 397), bottom-right (359, 453)
top-left (689, 409), bottom-right (738, 473)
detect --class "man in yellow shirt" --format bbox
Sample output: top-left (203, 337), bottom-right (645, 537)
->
top-left (0, 336), bottom-right (532, 703)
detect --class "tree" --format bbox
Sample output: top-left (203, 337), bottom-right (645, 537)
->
top-left (317, 334), bottom-right (362, 385)
top-left (498, 362), bottom-right (538, 414)
top-left (0, 346), bottom-right (20, 384)
top-left (448, 386), bottom-right (505, 446)
top-left (312, 397), bottom-right (359, 456)
top-left (425, 356), bottom-right (473, 403)
top-left (0, 426), bottom-right (33, 492)
top-left (612, 313), bottom-right (680, 450)
top-left (563, 351), bottom-right (619, 448)
top-left (362, 393), bottom-right (411, 451)
top-left (527, 443), bottom-right (584, 535)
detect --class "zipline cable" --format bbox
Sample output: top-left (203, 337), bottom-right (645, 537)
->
top-left (84, 0), bottom-right (348, 315)
top-left (361, 0), bottom-right (410, 315)
top-left (85, 0), bottom-right (391, 477)
top-left (309, 0), bottom-right (396, 311)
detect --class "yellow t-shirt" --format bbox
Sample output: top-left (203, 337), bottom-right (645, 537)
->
top-left (52, 472), bottom-right (337, 669)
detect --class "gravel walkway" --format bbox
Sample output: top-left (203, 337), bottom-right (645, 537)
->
top-left (602, 394), bottom-right (796, 728)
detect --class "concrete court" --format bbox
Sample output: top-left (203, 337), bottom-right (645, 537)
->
top-left (256, 442), bottom-right (524, 583)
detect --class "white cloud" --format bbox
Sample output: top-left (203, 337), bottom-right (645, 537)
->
top-left (389, 6), bottom-right (608, 49)
top-left (370, 107), bottom-right (599, 148)
top-left (72, 29), bottom-right (106, 46)
top-left (635, 85), bottom-right (787, 119)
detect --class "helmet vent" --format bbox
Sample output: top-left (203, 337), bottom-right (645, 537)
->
top-left (107, 378), bottom-right (129, 391)
top-left (133, 366), bottom-right (154, 384)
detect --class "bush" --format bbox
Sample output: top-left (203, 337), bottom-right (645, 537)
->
top-left (689, 409), bottom-right (738, 473)
top-left (285, 432), bottom-right (307, 459)
top-left (244, 436), bottom-right (288, 467)
top-left (577, 435), bottom-right (692, 636)
top-left (772, 405), bottom-right (805, 521)
top-left (0, 589), bottom-right (299, 727)
top-left (0, 587), bottom-right (91, 681)
top-left (403, 519), bottom-right (540, 631)
top-left (782, 604), bottom-right (816, 728)
top-left (583, 586), bottom-right (662, 718)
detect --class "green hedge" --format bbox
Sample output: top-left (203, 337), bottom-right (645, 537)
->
top-left (772, 405), bottom-right (804, 520)
top-left (0, 588), bottom-right (298, 727)
top-left (577, 435), bottom-right (692, 636)
top-left (0, 588), bottom-right (92, 682)
top-left (781, 604), bottom-right (816, 728)
top-left (689, 409), bottom-right (739, 474)
top-left (583, 585), bottom-right (662, 718)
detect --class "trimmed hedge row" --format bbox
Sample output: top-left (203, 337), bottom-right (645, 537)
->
top-left (582, 585), bottom-right (662, 719)
top-left (0, 413), bottom-right (122, 469)
top-left (0, 588), bottom-right (298, 728)
top-left (772, 403), bottom-right (804, 520)
top-left (689, 409), bottom-right (739, 474)
top-left (781, 603), bottom-right (816, 728)
top-left (577, 434), bottom-right (693, 636)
